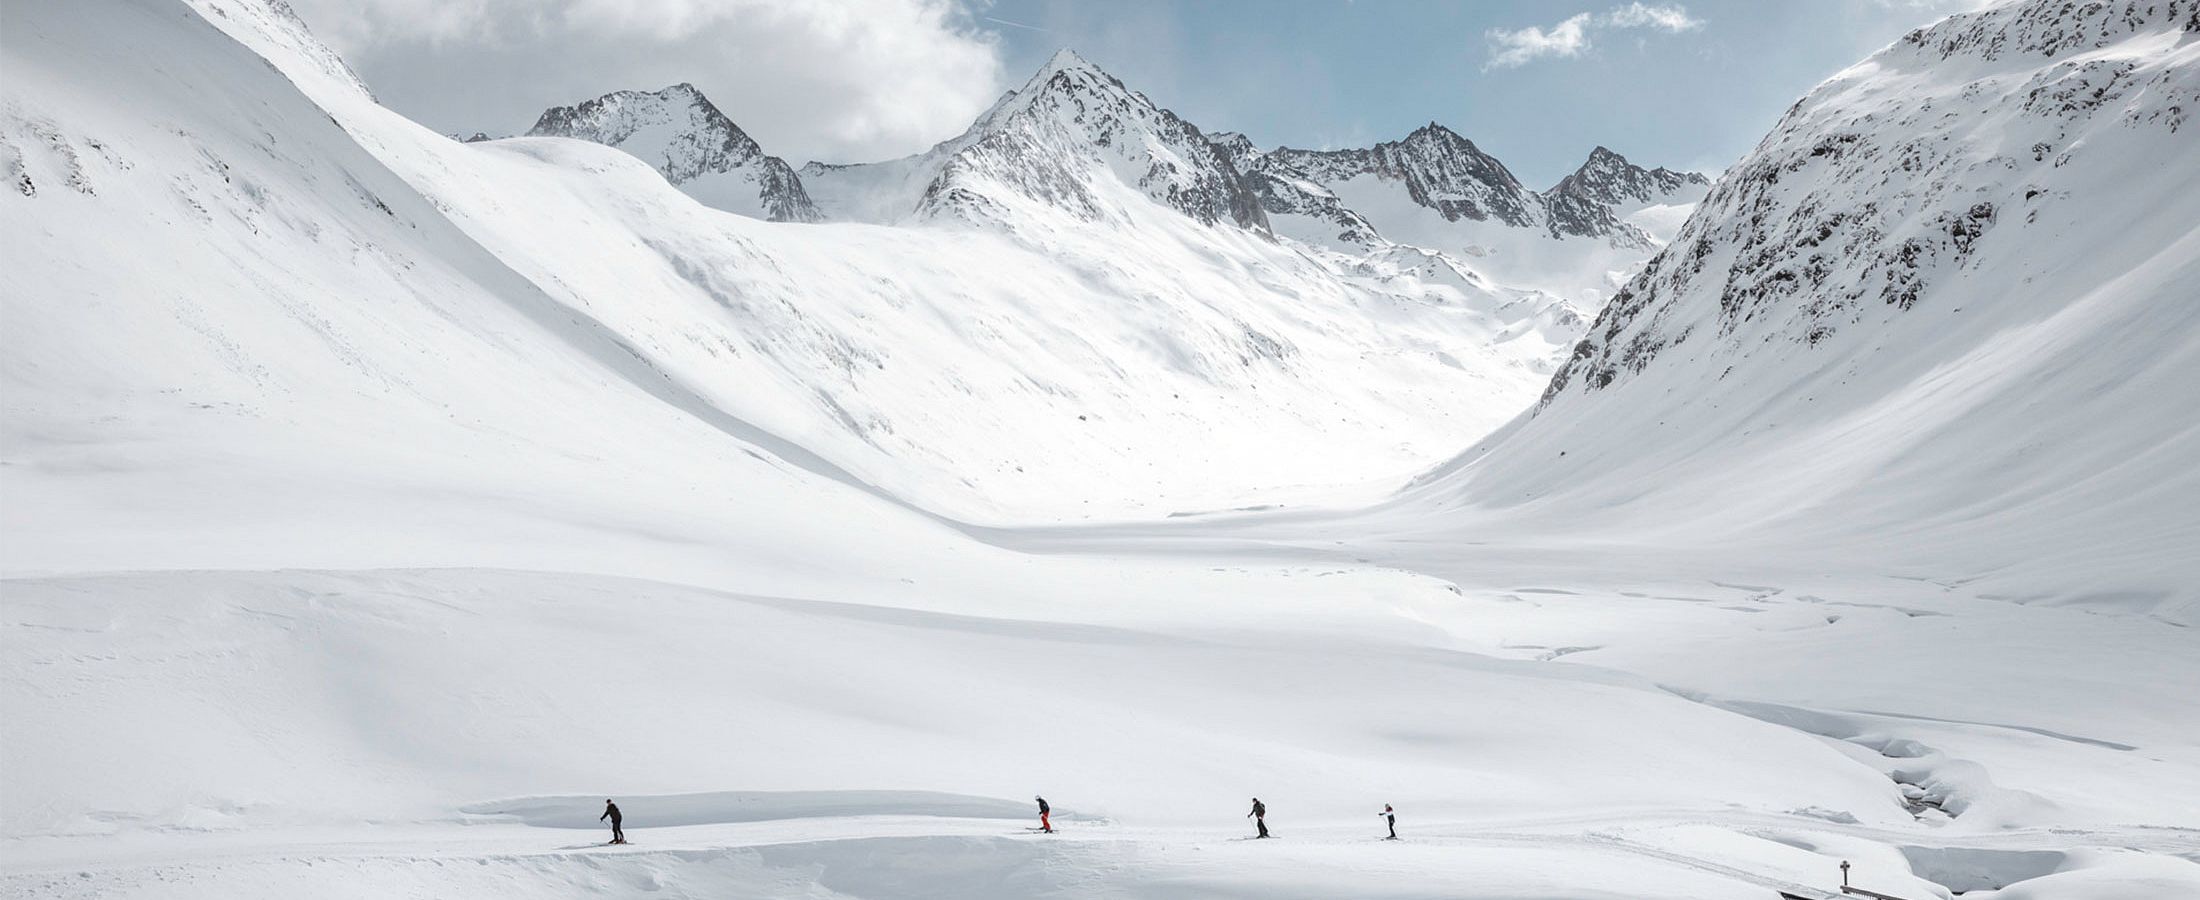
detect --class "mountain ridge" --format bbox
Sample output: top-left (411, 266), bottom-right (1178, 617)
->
top-left (528, 82), bottom-right (820, 222)
top-left (523, 53), bottom-right (1706, 278)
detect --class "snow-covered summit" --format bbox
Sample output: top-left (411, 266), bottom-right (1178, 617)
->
top-left (1232, 125), bottom-right (1706, 301)
top-left (1541, 146), bottom-right (1711, 245)
top-left (802, 49), bottom-right (1266, 233)
top-left (529, 83), bottom-right (819, 222)
top-left (1549, 146), bottom-right (1710, 208)
top-left (1246, 126), bottom-right (1709, 249)
top-left (1204, 130), bottom-right (1259, 169)
top-left (539, 49), bottom-right (1700, 316)
top-left (1266, 124), bottom-right (1543, 230)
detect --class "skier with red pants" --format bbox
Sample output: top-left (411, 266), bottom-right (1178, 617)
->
top-left (1036, 796), bottom-right (1053, 833)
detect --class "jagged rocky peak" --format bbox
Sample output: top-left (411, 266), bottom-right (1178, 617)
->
top-left (1549, 146), bottom-right (1709, 207)
top-left (1205, 131), bottom-right (1261, 170)
top-left (1267, 123), bottom-right (1542, 229)
top-left (528, 83), bottom-right (819, 223)
top-left (912, 48), bottom-right (1270, 233)
top-left (1539, 146), bottom-right (1708, 246)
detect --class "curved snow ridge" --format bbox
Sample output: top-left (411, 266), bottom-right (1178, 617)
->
top-left (459, 790), bottom-right (1051, 829)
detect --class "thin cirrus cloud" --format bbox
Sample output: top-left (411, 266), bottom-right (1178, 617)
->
top-left (1482, 2), bottom-right (1704, 71)
top-left (283, 0), bottom-right (1008, 165)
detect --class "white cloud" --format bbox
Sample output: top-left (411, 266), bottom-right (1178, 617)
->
top-left (1604, 2), bottom-right (1704, 32)
top-left (285, 0), bottom-right (1007, 164)
top-left (1483, 3), bottom-right (1703, 70)
top-left (1485, 12), bottom-right (1595, 70)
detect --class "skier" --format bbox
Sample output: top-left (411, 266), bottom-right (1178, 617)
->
top-left (1247, 798), bottom-right (1269, 838)
top-left (1379, 803), bottom-right (1396, 840)
top-left (601, 799), bottom-right (625, 845)
top-left (1036, 796), bottom-right (1053, 833)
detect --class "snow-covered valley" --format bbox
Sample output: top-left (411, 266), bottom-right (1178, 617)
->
top-left (4, 0), bottom-right (2197, 898)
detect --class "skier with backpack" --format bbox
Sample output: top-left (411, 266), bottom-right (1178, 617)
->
top-left (1379, 803), bottom-right (1396, 840)
top-left (1247, 798), bottom-right (1269, 838)
top-left (1036, 796), bottom-right (1053, 833)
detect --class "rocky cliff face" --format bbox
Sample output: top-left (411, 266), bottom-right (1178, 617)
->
top-left (529, 83), bottom-right (819, 222)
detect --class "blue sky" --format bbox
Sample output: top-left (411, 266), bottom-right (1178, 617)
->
top-left (973, 0), bottom-right (1971, 184)
top-left (296, 0), bottom-right (1980, 186)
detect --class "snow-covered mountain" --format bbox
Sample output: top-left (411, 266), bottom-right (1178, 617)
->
top-left (1236, 124), bottom-right (1709, 303)
top-left (522, 52), bottom-right (1701, 317)
top-left (529, 83), bottom-right (820, 222)
top-left (1543, 146), bottom-right (1711, 243)
top-left (1263, 124), bottom-right (1544, 234)
top-left (798, 50), bottom-right (1266, 233)
top-left (1403, 0), bottom-right (2200, 614)
top-left (7, 2), bottom-right (2200, 899)
top-left (1548, 146), bottom-right (1710, 211)
top-left (1, 0), bottom-right (1584, 528)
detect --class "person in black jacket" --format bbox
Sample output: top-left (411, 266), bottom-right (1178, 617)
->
top-left (1247, 798), bottom-right (1269, 838)
top-left (1379, 803), bottom-right (1396, 840)
top-left (601, 799), bottom-right (625, 844)
top-left (1036, 796), bottom-right (1053, 833)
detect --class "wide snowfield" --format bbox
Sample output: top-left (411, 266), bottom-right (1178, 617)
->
top-left (4, 0), bottom-right (2199, 897)
top-left (7, 560), bottom-right (2197, 898)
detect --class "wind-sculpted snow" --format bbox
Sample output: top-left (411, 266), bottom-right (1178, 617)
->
top-left (1408, 0), bottom-right (2200, 617)
top-left (529, 84), bottom-right (820, 222)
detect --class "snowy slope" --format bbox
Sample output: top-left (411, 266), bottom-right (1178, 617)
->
top-left (1, 0), bottom-right (1584, 528)
top-left (528, 83), bottom-right (820, 222)
top-left (1401, 0), bottom-right (2200, 617)
top-left (5, 1), bottom-right (2199, 899)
